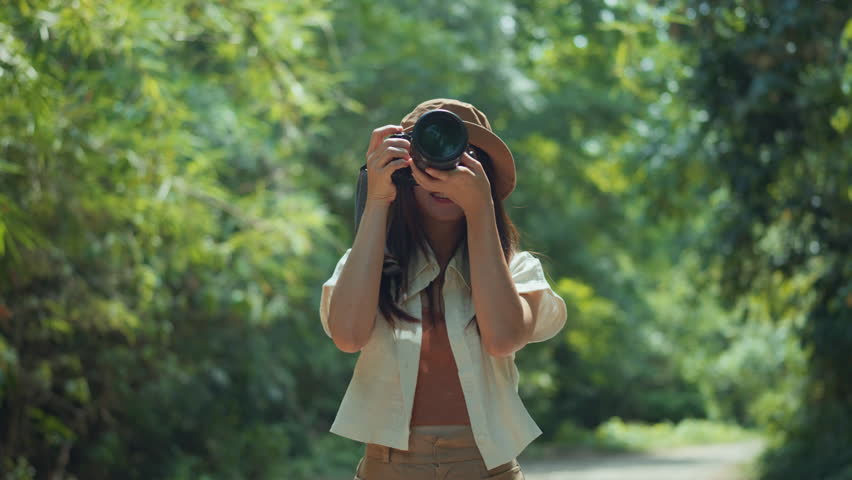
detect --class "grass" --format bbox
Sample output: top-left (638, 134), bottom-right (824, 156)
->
top-left (594, 417), bottom-right (761, 450)
top-left (523, 417), bottom-right (762, 459)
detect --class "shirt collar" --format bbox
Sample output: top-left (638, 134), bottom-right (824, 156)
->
top-left (407, 242), bottom-right (471, 295)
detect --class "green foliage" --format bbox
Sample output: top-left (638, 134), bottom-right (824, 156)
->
top-left (663, 1), bottom-right (852, 478)
top-left (1, 0), bottom-right (848, 479)
top-left (592, 417), bottom-right (759, 451)
top-left (0, 0), bottom-right (348, 478)
top-left (528, 418), bottom-right (759, 456)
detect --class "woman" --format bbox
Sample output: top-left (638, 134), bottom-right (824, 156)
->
top-left (320, 99), bottom-right (567, 479)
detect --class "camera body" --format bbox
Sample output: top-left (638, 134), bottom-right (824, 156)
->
top-left (389, 109), bottom-right (469, 185)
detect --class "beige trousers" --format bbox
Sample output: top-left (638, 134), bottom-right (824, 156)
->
top-left (353, 424), bottom-right (525, 480)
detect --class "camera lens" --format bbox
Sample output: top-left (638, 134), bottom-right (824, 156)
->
top-left (411, 110), bottom-right (468, 168)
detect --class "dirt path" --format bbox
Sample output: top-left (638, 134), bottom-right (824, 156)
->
top-left (518, 440), bottom-right (764, 480)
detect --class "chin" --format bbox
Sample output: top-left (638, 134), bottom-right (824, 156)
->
top-left (429, 210), bottom-right (465, 223)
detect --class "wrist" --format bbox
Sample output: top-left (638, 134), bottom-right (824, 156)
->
top-left (463, 197), bottom-right (495, 218)
top-left (364, 198), bottom-right (392, 212)
top-left (355, 200), bottom-right (391, 235)
top-left (465, 200), bottom-right (496, 227)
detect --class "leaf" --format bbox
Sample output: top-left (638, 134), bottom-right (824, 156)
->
top-left (830, 106), bottom-right (849, 134)
top-left (0, 161), bottom-right (23, 174)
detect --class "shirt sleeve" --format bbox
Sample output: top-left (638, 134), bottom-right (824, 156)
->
top-left (319, 248), bottom-right (352, 339)
top-left (509, 251), bottom-right (567, 343)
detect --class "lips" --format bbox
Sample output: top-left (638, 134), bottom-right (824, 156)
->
top-left (430, 192), bottom-right (453, 204)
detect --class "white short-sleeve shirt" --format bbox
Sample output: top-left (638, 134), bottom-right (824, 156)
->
top-left (319, 244), bottom-right (567, 469)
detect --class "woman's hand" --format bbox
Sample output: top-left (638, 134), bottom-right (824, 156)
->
top-left (365, 125), bottom-right (413, 205)
top-left (409, 150), bottom-right (494, 215)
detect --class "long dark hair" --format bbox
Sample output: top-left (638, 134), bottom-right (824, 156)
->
top-left (377, 146), bottom-right (519, 333)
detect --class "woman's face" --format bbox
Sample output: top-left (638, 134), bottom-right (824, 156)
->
top-left (413, 184), bottom-right (465, 224)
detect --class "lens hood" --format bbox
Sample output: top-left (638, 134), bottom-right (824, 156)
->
top-left (410, 109), bottom-right (468, 169)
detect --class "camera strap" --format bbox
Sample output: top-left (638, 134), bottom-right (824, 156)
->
top-left (354, 164), bottom-right (369, 235)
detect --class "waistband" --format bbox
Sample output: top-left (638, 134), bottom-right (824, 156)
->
top-left (365, 424), bottom-right (481, 464)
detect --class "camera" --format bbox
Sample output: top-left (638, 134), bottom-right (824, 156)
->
top-left (389, 109), bottom-right (469, 185)
top-left (354, 109), bottom-right (469, 232)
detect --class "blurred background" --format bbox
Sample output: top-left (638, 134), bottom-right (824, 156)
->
top-left (0, 1), bottom-right (849, 479)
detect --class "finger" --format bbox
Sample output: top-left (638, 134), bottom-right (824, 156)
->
top-left (380, 147), bottom-right (411, 166)
top-left (410, 162), bottom-right (441, 190)
top-left (368, 125), bottom-right (402, 153)
top-left (369, 146), bottom-right (410, 169)
top-left (424, 167), bottom-right (451, 180)
top-left (367, 125), bottom-right (403, 155)
top-left (459, 152), bottom-right (484, 173)
top-left (384, 158), bottom-right (411, 172)
top-left (453, 165), bottom-right (475, 176)
top-left (372, 139), bottom-right (410, 156)
top-left (382, 137), bottom-right (411, 151)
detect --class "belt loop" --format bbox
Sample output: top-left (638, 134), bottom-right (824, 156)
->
top-left (366, 444), bottom-right (392, 464)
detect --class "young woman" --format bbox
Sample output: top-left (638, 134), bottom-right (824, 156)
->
top-left (320, 99), bottom-right (567, 480)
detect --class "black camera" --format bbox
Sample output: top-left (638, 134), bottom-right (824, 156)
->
top-left (389, 109), bottom-right (469, 185)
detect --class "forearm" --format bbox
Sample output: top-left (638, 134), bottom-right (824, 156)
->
top-left (327, 201), bottom-right (389, 352)
top-left (465, 205), bottom-right (532, 357)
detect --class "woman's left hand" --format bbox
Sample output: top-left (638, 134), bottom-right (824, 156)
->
top-left (409, 150), bottom-right (494, 216)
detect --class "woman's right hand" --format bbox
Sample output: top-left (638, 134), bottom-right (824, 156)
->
top-left (365, 125), bottom-right (413, 205)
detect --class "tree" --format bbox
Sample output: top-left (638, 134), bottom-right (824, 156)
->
top-left (1, 1), bottom-right (343, 478)
top-left (662, 1), bottom-right (852, 477)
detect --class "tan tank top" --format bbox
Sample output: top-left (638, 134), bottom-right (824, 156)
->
top-left (409, 289), bottom-right (471, 426)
